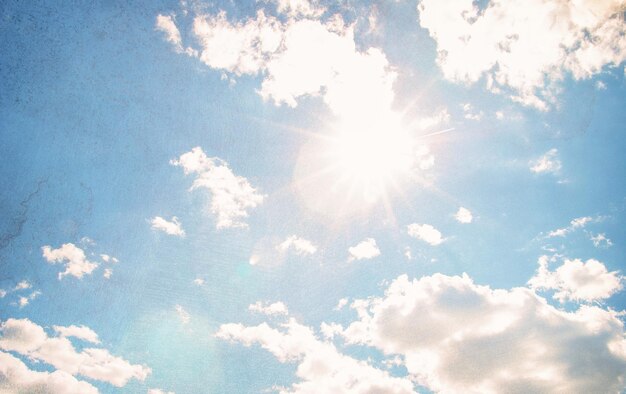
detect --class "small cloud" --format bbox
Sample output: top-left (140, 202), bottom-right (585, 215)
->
top-left (156, 14), bottom-right (183, 52)
top-left (529, 255), bottom-right (623, 303)
top-left (249, 301), bottom-right (288, 316)
top-left (18, 291), bottom-right (41, 308)
top-left (171, 147), bottom-right (265, 229)
top-left (545, 216), bottom-right (600, 238)
top-left (334, 298), bottom-right (348, 311)
top-left (100, 254), bottom-right (119, 263)
top-left (462, 103), bottom-right (483, 121)
top-left (454, 207), bottom-right (473, 224)
top-left (175, 305), bottom-right (190, 324)
top-left (151, 216), bottom-right (185, 237)
top-left (277, 235), bottom-right (317, 256)
top-left (193, 278), bottom-right (205, 286)
top-left (348, 238), bottom-right (381, 261)
top-left (103, 268), bottom-right (113, 279)
top-left (530, 148), bottom-right (561, 175)
top-left (13, 281), bottom-right (31, 291)
top-left (590, 233), bottom-right (613, 248)
top-left (42, 243), bottom-right (99, 280)
top-left (407, 223), bottom-right (444, 246)
top-left (595, 80), bottom-right (607, 90)
top-left (53, 324), bottom-right (101, 344)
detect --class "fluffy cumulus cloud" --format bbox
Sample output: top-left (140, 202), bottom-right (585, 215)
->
top-left (455, 207), bottom-right (473, 223)
top-left (249, 301), bottom-right (289, 316)
top-left (407, 223), bottom-right (444, 246)
top-left (216, 318), bottom-right (415, 393)
top-left (277, 235), bottom-right (317, 256)
top-left (418, 0), bottom-right (626, 109)
top-left (530, 148), bottom-right (562, 175)
top-left (151, 216), bottom-right (186, 237)
top-left (42, 243), bottom-right (98, 279)
top-left (529, 255), bottom-right (623, 302)
top-left (339, 273), bottom-right (626, 393)
top-left (348, 238), bottom-right (381, 261)
top-left (171, 147), bottom-right (265, 229)
top-left (0, 351), bottom-right (98, 394)
top-left (157, 2), bottom-right (397, 120)
top-left (0, 318), bottom-right (150, 388)
top-left (148, 389), bottom-right (176, 394)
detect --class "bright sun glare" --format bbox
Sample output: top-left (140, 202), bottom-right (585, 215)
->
top-left (328, 115), bottom-right (415, 201)
top-left (293, 111), bottom-right (424, 218)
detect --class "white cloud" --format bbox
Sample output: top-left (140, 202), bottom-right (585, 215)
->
top-left (14, 280), bottom-right (31, 291)
top-left (277, 235), bottom-right (317, 256)
top-left (193, 278), bottom-right (205, 286)
top-left (273, 0), bottom-right (325, 18)
top-left (0, 289), bottom-right (5, 298)
top-left (462, 103), bottom-right (483, 121)
top-left (590, 233), bottom-right (613, 248)
top-left (151, 216), bottom-right (186, 237)
top-left (334, 298), bottom-right (348, 311)
top-left (156, 14), bottom-right (184, 52)
top-left (529, 255), bottom-right (623, 303)
top-left (340, 272), bottom-right (626, 393)
top-left (0, 351), bottom-right (98, 394)
top-left (216, 318), bottom-right (415, 393)
top-left (407, 223), bottom-right (444, 246)
top-left (42, 243), bottom-right (98, 279)
top-left (53, 325), bottom-right (100, 344)
top-left (348, 238), bottom-right (381, 261)
top-left (0, 318), bottom-right (150, 387)
top-left (530, 148), bottom-right (562, 174)
top-left (546, 215), bottom-right (598, 238)
top-left (418, 0), bottom-right (626, 109)
top-left (158, 6), bottom-right (397, 121)
top-left (249, 301), bottom-right (289, 316)
top-left (454, 207), bottom-right (473, 224)
top-left (17, 291), bottom-right (41, 308)
top-left (103, 268), bottom-right (113, 279)
top-left (100, 254), bottom-right (119, 263)
top-left (148, 389), bottom-right (176, 394)
top-left (175, 305), bottom-right (190, 325)
top-left (171, 147), bottom-right (265, 229)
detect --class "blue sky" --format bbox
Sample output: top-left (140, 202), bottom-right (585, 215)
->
top-left (1, 0), bottom-right (626, 393)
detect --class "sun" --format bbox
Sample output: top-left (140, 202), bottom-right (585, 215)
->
top-left (328, 114), bottom-right (415, 200)
top-left (293, 111), bottom-right (421, 218)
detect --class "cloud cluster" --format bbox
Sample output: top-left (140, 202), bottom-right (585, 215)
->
top-left (0, 318), bottom-right (150, 389)
top-left (0, 351), bottom-right (98, 394)
top-left (171, 147), bottom-right (265, 229)
top-left (156, 2), bottom-right (397, 120)
top-left (339, 273), bottom-right (626, 393)
top-left (418, 0), bottom-right (626, 109)
top-left (0, 280), bottom-right (41, 309)
top-left (216, 318), bottom-right (415, 393)
top-left (529, 255), bottom-right (623, 302)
